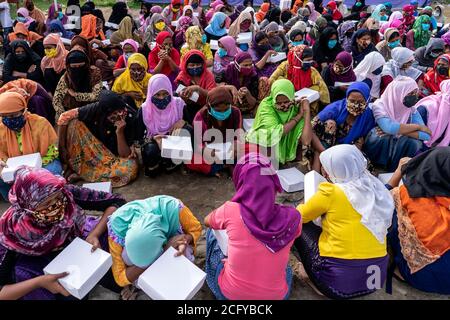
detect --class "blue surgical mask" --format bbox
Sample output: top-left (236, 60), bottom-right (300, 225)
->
top-left (58, 12), bottom-right (64, 20)
top-left (291, 40), bottom-right (304, 47)
top-left (380, 15), bottom-right (388, 21)
top-left (238, 43), bottom-right (249, 51)
top-left (187, 66), bottom-right (203, 76)
top-left (17, 17), bottom-right (27, 23)
top-left (422, 23), bottom-right (430, 31)
top-left (201, 34), bottom-right (207, 44)
top-left (217, 48), bottom-right (227, 58)
top-left (273, 44), bottom-right (283, 52)
top-left (388, 39), bottom-right (401, 48)
top-left (151, 95), bottom-right (172, 110)
top-left (208, 106), bottom-right (232, 121)
top-left (2, 114), bottom-right (26, 132)
top-left (328, 39), bottom-right (337, 49)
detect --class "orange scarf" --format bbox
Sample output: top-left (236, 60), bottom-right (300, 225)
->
top-left (8, 22), bottom-right (42, 42)
top-left (0, 79), bottom-right (38, 102)
top-left (80, 14), bottom-right (106, 40)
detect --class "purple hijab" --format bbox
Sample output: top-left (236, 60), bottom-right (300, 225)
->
top-left (328, 51), bottom-right (357, 83)
top-left (224, 52), bottom-right (257, 89)
top-left (231, 153), bottom-right (302, 253)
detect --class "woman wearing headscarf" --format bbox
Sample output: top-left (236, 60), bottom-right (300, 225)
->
top-left (346, 0), bottom-right (366, 21)
top-left (228, 11), bottom-right (258, 46)
top-left (0, 166), bottom-right (126, 299)
top-left (47, 19), bottom-right (74, 39)
top-left (248, 32), bottom-right (279, 79)
top-left (108, 2), bottom-right (128, 29)
top-left (144, 13), bottom-right (174, 45)
top-left (139, 2), bottom-right (153, 32)
top-left (295, 144), bottom-right (394, 299)
top-left (380, 47), bottom-right (424, 94)
top-left (213, 36), bottom-right (240, 79)
top-left (337, 21), bottom-right (355, 53)
top-left (270, 45), bottom-right (330, 115)
top-left (255, 3), bottom-right (270, 23)
top-left (162, 0), bottom-right (183, 27)
top-left (41, 33), bottom-right (68, 94)
top-left (24, 0), bottom-right (46, 35)
top-left (406, 15), bottom-right (432, 51)
top-left (263, 22), bottom-right (289, 53)
top-left (401, 5), bottom-right (415, 31)
top-left (385, 147), bottom-right (450, 294)
top-left (350, 29), bottom-right (377, 67)
top-left (113, 39), bottom-right (139, 78)
top-left (173, 16), bottom-right (193, 51)
top-left (181, 5), bottom-right (201, 27)
top-left (204, 12), bottom-right (228, 43)
top-left (204, 152), bottom-right (301, 300)
top-left (354, 51), bottom-right (385, 100)
top-left (180, 26), bottom-right (214, 67)
top-left (312, 27), bottom-right (343, 72)
top-left (7, 22), bottom-right (43, 57)
top-left (246, 79), bottom-right (312, 165)
top-left (3, 40), bottom-right (43, 86)
top-left (321, 51), bottom-right (356, 102)
top-left (148, 31), bottom-right (180, 89)
top-left (53, 46), bottom-right (102, 120)
top-left (175, 50), bottom-right (216, 124)
top-left (189, 0), bottom-right (205, 25)
top-left (323, 1), bottom-right (343, 23)
top-left (259, 7), bottom-right (281, 30)
top-left (110, 16), bottom-right (141, 46)
top-left (306, 2), bottom-right (320, 22)
top-left (79, 13), bottom-right (106, 41)
top-left (371, 4), bottom-right (388, 22)
top-left (364, 76), bottom-right (430, 171)
top-left (376, 28), bottom-right (402, 61)
top-left (45, 3), bottom-right (67, 30)
top-left (284, 7), bottom-right (310, 32)
top-left (308, 16), bottom-right (328, 45)
top-left (57, 90), bottom-right (139, 186)
top-left (16, 8), bottom-right (37, 32)
top-left (107, 196), bottom-right (201, 294)
top-left (112, 53), bottom-right (151, 109)
top-left (413, 38), bottom-right (445, 74)
top-left (423, 54), bottom-right (450, 96)
top-left (287, 23), bottom-right (310, 47)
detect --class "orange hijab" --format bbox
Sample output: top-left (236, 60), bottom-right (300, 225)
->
top-left (41, 33), bottom-right (68, 74)
top-left (8, 22), bottom-right (42, 42)
top-left (80, 14), bottom-right (106, 40)
top-left (0, 79), bottom-right (38, 102)
top-left (255, 3), bottom-right (270, 23)
top-left (0, 92), bottom-right (57, 160)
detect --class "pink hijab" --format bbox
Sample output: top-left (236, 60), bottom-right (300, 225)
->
top-left (142, 74), bottom-right (185, 137)
top-left (306, 2), bottom-right (320, 22)
top-left (415, 79), bottom-right (450, 147)
top-left (372, 76), bottom-right (419, 124)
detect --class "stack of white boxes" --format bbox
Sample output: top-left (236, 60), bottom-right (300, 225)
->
top-left (82, 182), bottom-right (112, 193)
top-left (1, 153), bottom-right (42, 183)
top-left (277, 167), bottom-right (305, 193)
top-left (161, 136), bottom-right (193, 161)
top-left (295, 88), bottom-right (320, 103)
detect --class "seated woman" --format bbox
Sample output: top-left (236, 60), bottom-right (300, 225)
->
top-left (0, 79), bottom-right (55, 126)
top-left (295, 144), bottom-right (393, 299)
top-left (162, 0), bottom-right (184, 28)
top-left (259, 7), bottom-right (281, 30)
top-left (16, 8), bottom-right (38, 33)
top-left (53, 47), bottom-right (102, 120)
top-left (415, 80), bottom-right (450, 148)
top-left (148, 31), bottom-right (180, 89)
top-left (107, 196), bottom-right (202, 294)
top-left (308, 17), bottom-right (328, 45)
top-left (181, 5), bottom-right (201, 27)
top-left (3, 40), bottom-right (43, 85)
top-left (47, 19), bottom-right (75, 40)
top-left (248, 32), bottom-right (279, 79)
top-left (41, 34), bottom-right (68, 95)
top-left (321, 51), bottom-right (356, 102)
top-left (376, 28), bottom-right (402, 61)
top-left (45, 3), bottom-right (67, 31)
top-left (173, 16), bottom-right (193, 51)
top-left (354, 51), bottom-right (386, 100)
top-left (180, 26), bottom-right (214, 67)
top-left (132, 74), bottom-right (190, 177)
top-left (350, 28), bottom-right (377, 67)
top-left (405, 15), bottom-right (432, 51)
top-left (269, 45), bottom-right (330, 115)
top-left (0, 92), bottom-right (61, 200)
top-left (246, 79), bottom-right (312, 165)
top-left (57, 91), bottom-right (139, 187)
top-left (337, 21), bottom-right (356, 53)
top-left (113, 39), bottom-right (139, 78)
top-left (423, 54), bottom-right (450, 96)
top-left (413, 38), bottom-right (445, 74)
top-left (263, 22), bottom-right (289, 53)
top-left (205, 152), bottom-right (301, 300)
top-left (204, 12), bottom-right (228, 42)
top-left (24, 0), bottom-right (46, 36)
top-left (386, 148), bottom-right (450, 295)
top-left (79, 13), bottom-right (106, 43)
top-left (312, 27), bottom-right (343, 72)
top-left (175, 50), bottom-right (217, 124)
top-left (0, 166), bottom-right (126, 299)
top-left (364, 76), bottom-right (431, 172)
top-left (228, 11), bottom-right (257, 51)
top-left (143, 13), bottom-right (174, 46)
top-left (112, 53), bottom-right (152, 109)
top-left (7, 22), bottom-right (43, 57)
top-left (185, 87), bottom-right (242, 177)
top-left (323, 1), bottom-right (343, 23)
top-left (110, 16), bottom-right (141, 46)
top-left (287, 24), bottom-right (311, 47)
top-left (213, 36), bottom-right (240, 80)
top-left (311, 82), bottom-right (375, 171)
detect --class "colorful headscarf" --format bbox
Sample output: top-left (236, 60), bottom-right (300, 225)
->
top-left (205, 12), bottom-right (228, 37)
top-left (17, 7), bottom-right (35, 28)
top-left (287, 45), bottom-right (313, 91)
top-left (423, 54), bottom-right (450, 95)
top-left (110, 16), bottom-right (136, 45)
top-left (354, 51), bottom-right (385, 98)
top-left (120, 39), bottom-right (139, 67)
top-left (41, 33), bottom-right (68, 74)
top-left (185, 25), bottom-right (204, 50)
top-left (371, 4), bottom-right (387, 22)
top-left (176, 49), bottom-right (216, 89)
top-left (80, 14), bottom-right (105, 40)
top-left (148, 31), bottom-right (181, 76)
top-left (223, 52), bottom-right (256, 89)
top-left (328, 51), bottom-right (356, 83)
top-left (381, 46), bottom-right (422, 81)
top-left (228, 11), bottom-right (255, 37)
top-left (412, 15), bottom-right (431, 48)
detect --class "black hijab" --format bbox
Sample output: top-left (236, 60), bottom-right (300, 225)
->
top-left (108, 2), bottom-right (128, 24)
top-left (351, 28), bottom-right (376, 66)
top-left (313, 27), bottom-right (343, 64)
top-left (402, 147), bottom-right (450, 198)
top-left (266, 7), bottom-right (281, 24)
top-left (9, 40), bottom-right (41, 72)
top-left (65, 49), bottom-right (91, 93)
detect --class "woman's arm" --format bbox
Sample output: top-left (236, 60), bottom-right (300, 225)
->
top-left (377, 117), bottom-right (421, 136)
top-left (255, 50), bottom-right (275, 70)
top-left (268, 61), bottom-right (287, 85)
top-left (73, 82), bottom-right (102, 102)
top-left (179, 206), bottom-right (202, 250)
top-left (116, 121), bottom-right (132, 158)
top-left (52, 77), bottom-right (68, 121)
top-left (300, 101), bottom-right (312, 146)
top-left (113, 68), bottom-right (126, 78)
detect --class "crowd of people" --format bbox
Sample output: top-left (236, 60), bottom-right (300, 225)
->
top-left (0, 0), bottom-right (449, 300)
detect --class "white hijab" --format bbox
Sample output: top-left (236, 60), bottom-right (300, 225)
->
top-left (354, 51), bottom-right (385, 99)
top-left (319, 145), bottom-right (394, 244)
top-left (381, 47), bottom-right (422, 81)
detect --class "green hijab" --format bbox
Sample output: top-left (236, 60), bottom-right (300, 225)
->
top-left (109, 195), bottom-right (181, 268)
top-left (412, 15), bottom-right (432, 49)
top-left (246, 79), bottom-right (304, 164)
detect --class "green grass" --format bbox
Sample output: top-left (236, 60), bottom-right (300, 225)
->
top-left (28, 0), bottom-right (142, 12)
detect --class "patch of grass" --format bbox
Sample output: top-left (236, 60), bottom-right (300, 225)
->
top-left (27, 0), bottom-right (141, 13)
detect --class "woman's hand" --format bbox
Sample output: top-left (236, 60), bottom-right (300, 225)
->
top-left (57, 108), bottom-right (79, 126)
top-left (375, 126), bottom-right (386, 137)
top-left (67, 88), bottom-right (76, 97)
top-left (114, 119), bottom-right (127, 133)
top-left (38, 273), bottom-right (71, 296)
top-left (0, 160), bottom-right (6, 175)
top-left (85, 234), bottom-right (101, 252)
top-left (419, 125), bottom-right (432, 136)
top-left (165, 234), bottom-right (193, 257)
top-left (27, 65), bottom-right (37, 73)
top-left (182, 85), bottom-right (199, 99)
top-left (170, 120), bottom-right (186, 133)
top-left (126, 91), bottom-right (143, 101)
top-left (153, 134), bottom-right (166, 149)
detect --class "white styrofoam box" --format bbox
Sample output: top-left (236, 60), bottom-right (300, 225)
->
top-left (43, 237), bottom-right (112, 300)
top-left (277, 167), bottom-right (305, 193)
top-left (304, 170), bottom-right (327, 202)
top-left (61, 37), bottom-right (72, 46)
top-left (236, 32), bottom-right (252, 44)
top-left (150, 42), bottom-right (156, 50)
top-left (193, 12), bottom-right (199, 17)
top-left (137, 247), bottom-right (206, 300)
top-left (308, 20), bottom-right (315, 25)
top-left (243, 118), bottom-right (255, 132)
top-left (82, 182), bottom-right (112, 193)
top-left (212, 229), bottom-right (228, 256)
top-left (206, 142), bottom-right (233, 161)
top-left (295, 87), bottom-right (320, 103)
top-left (335, 81), bottom-right (355, 87)
top-left (378, 172), bottom-right (403, 186)
top-left (105, 21), bottom-right (119, 30)
top-left (161, 136), bottom-right (193, 161)
top-left (267, 52), bottom-right (287, 64)
top-left (176, 84), bottom-right (199, 102)
top-left (437, 23), bottom-right (443, 28)
top-left (102, 81), bottom-right (110, 90)
top-left (1, 153), bottom-right (42, 183)
top-left (280, 0), bottom-right (292, 11)
top-left (102, 39), bottom-right (111, 46)
top-left (210, 40), bottom-right (219, 51)
top-left (63, 23), bottom-right (77, 30)
top-left (332, 20), bottom-right (339, 25)
top-left (171, 20), bottom-right (178, 27)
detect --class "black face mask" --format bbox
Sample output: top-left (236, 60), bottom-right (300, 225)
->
top-left (437, 66), bottom-right (449, 76)
top-left (15, 53), bottom-right (27, 61)
top-left (372, 66), bottom-right (383, 75)
top-left (301, 61), bottom-right (313, 71)
top-left (403, 95), bottom-right (419, 108)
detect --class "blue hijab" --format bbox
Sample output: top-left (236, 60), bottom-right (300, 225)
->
top-left (205, 12), bottom-right (228, 37)
top-left (48, 19), bottom-right (74, 39)
top-left (318, 82), bottom-right (375, 144)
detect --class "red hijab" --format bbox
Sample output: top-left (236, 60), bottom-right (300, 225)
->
top-left (287, 45), bottom-right (313, 91)
top-left (176, 49), bottom-right (216, 90)
top-left (424, 54), bottom-right (450, 94)
top-left (325, 1), bottom-right (343, 21)
top-left (148, 31), bottom-right (181, 75)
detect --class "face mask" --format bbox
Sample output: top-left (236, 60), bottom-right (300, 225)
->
top-left (239, 43), bottom-right (249, 51)
top-left (380, 15), bottom-right (388, 21)
top-left (192, 3), bottom-right (199, 9)
top-left (291, 40), bottom-right (304, 47)
top-left (302, 61), bottom-right (313, 71)
top-left (356, 1), bottom-right (362, 6)
top-left (17, 17), bottom-right (27, 23)
top-left (403, 95), bottom-right (419, 107)
top-left (422, 23), bottom-right (430, 31)
top-left (372, 66), bottom-right (383, 75)
top-left (430, 51), bottom-right (442, 58)
top-left (240, 21), bottom-right (251, 31)
top-left (151, 95), bottom-right (172, 110)
top-left (172, 7), bottom-right (180, 12)
top-left (187, 66), bottom-right (203, 76)
top-left (388, 39), bottom-right (401, 49)
top-left (58, 12), bottom-right (64, 20)
top-left (32, 195), bottom-right (68, 225)
top-left (217, 48), bottom-right (227, 58)
top-left (45, 48), bottom-right (58, 58)
top-left (346, 100), bottom-right (367, 116)
top-left (2, 114), bottom-right (26, 132)
top-left (155, 21), bottom-right (166, 31)
top-left (201, 34), bottom-right (207, 44)
top-left (273, 44), bottom-right (283, 52)
top-left (328, 39), bottom-right (337, 49)
top-left (130, 70), bottom-right (145, 81)
top-left (15, 53), bottom-right (27, 62)
top-left (208, 106), bottom-right (232, 121)
top-left (437, 66), bottom-right (449, 76)
top-left (238, 65), bottom-right (254, 76)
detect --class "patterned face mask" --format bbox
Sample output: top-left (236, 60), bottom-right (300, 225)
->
top-left (30, 194), bottom-right (68, 224)
top-left (346, 100), bottom-right (367, 116)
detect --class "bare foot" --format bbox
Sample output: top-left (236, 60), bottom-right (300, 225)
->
top-left (297, 262), bottom-right (325, 297)
top-left (120, 285), bottom-right (138, 300)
